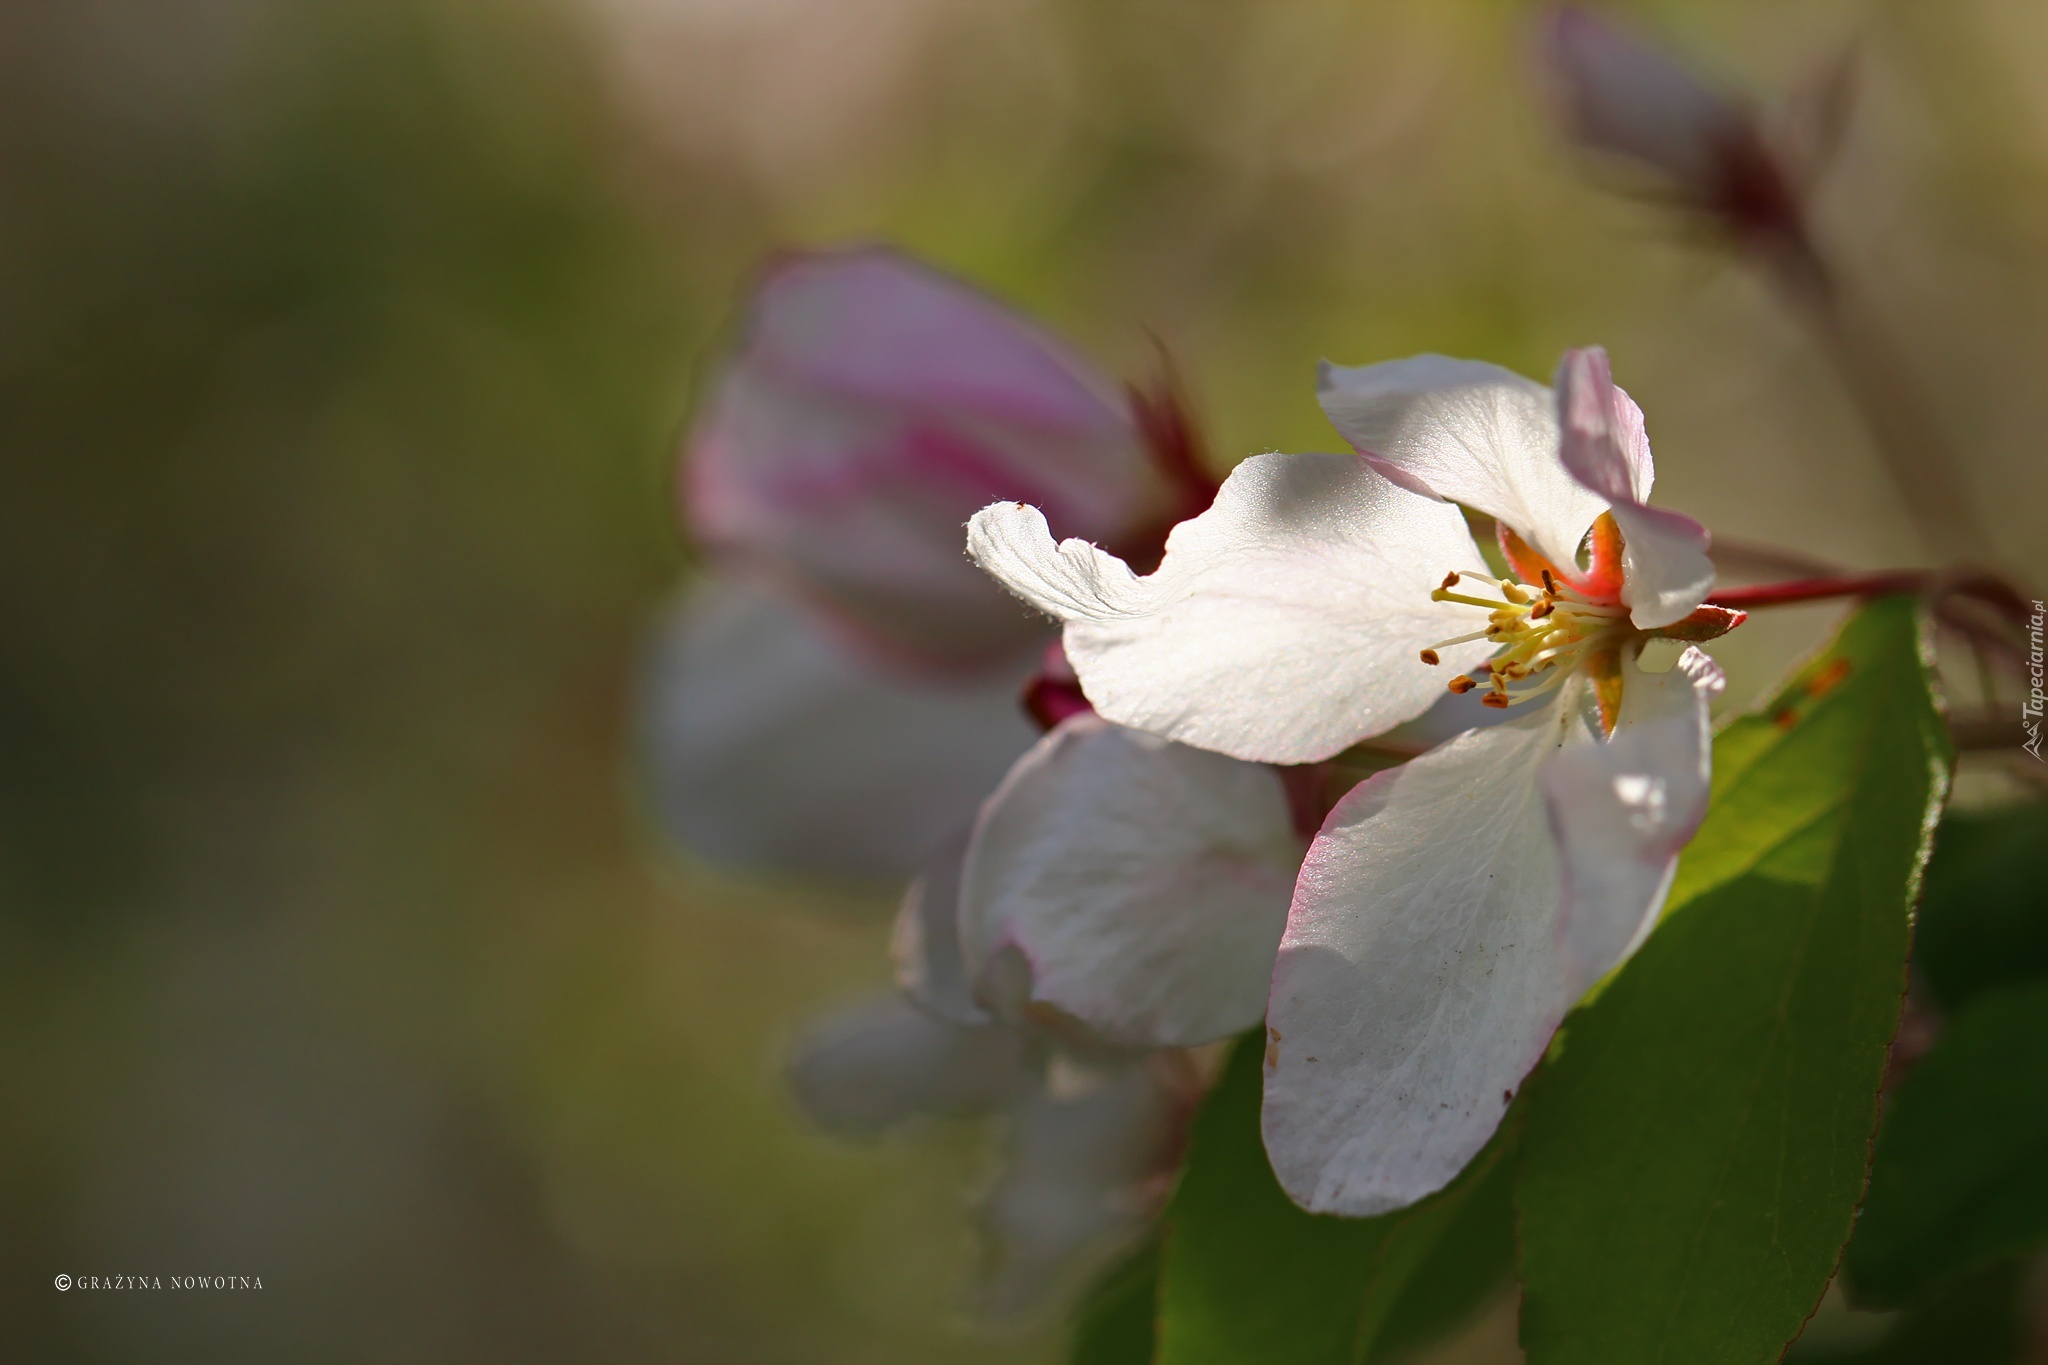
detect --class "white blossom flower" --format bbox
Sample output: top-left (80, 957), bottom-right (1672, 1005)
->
top-left (967, 346), bottom-right (1738, 1215)
top-left (783, 704), bottom-right (1301, 1310)
top-left (648, 244), bottom-right (1189, 878)
top-left (791, 832), bottom-right (1204, 1316)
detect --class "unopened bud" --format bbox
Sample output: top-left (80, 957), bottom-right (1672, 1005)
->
top-left (1541, 7), bottom-right (1804, 249)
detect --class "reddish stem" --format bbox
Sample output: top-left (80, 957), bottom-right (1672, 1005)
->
top-left (1707, 572), bottom-right (1928, 610)
top-left (1711, 570), bottom-right (2032, 623)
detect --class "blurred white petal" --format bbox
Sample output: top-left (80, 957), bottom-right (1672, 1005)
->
top-left (891, 832), bottom-right (989, 1025)
top-left (979, 1057), bottom-right (1189, 1318)
top-left (786, 995), bottom-right (1042, 1138)
top-left (642, 577), bottom-right (1037, 880)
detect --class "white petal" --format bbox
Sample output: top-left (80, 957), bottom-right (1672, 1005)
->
top-left (1316, 355), bottom-right (1607, 569)
top-left (979, 1056), bottom-right (1189, 1318)
top-left (641, 577), bottom-right (1038, 880)
top-left (968, 453), bottom-right (1490, 764)
top-left (1611, 501), bottom-right (1716, 629)
top-left (891, 832), bottom-right (990, 1025)
top-left (786, 995), bottom-right (1041, 1138)
top-left (959, 715), bottom-right (1302, 1048)
top-left (1552, 348), bottom-right (1714, 629)
top-left (686, 245), bottom-right (1163, 670)
top-left (1542, 648), bottom-right (1723, 995)
top-left (1264, 697), bottom-right (1592, 1215)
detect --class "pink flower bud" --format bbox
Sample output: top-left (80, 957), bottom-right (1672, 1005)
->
top-left (1541, 7), bottom-right (1802, 248)
top-left (683, 245), bottom-right (1173, 672)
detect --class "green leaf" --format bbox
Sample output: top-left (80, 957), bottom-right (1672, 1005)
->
top-left (1913, 802), bottom-right (2048, 1013)
top-left (1518, 596), bottom-right (1952, 1365)
top-left (1845, 980), bottom-right (2048, 1308)
top-left (1364, 1139), bottom-right (1516, 1364)
top-left (1156, 1032), bottom-right (1514, 1365)
top-left (1072, 1235), bottom-right (1162, 1365)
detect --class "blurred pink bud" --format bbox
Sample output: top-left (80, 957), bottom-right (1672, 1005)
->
top-left (684, 245), bottom-right (1174, 672)
top-left (1542, 7), bottom-right (1803, 248)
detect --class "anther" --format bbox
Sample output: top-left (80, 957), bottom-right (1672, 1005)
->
top-left (1529, 601), bottom-right (1554, 620)
top-left (1500, 582), bottom-right (1530, 605)
top-left (1447, 676), bottom-right (1476, 694)
top-left (1440, 571), bottom-right (1461, 590)
top-left (1419, 649), bottom-right (1440, 666)
top-left (1541, 568), bottom-right (1558, 593)
top-left (1480, 693), bottom-right (1510, 709)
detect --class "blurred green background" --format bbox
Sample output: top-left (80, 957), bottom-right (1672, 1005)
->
top-left (3, 0), bottom-right (2042, 1359)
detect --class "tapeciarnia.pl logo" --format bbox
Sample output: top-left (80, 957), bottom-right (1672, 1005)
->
top-left (55, 1274), bottom-right (263, 1291)
top-left (2025, 599), bottom-right (2045, 763)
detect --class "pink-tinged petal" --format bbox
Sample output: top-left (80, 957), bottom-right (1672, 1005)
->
top-left (1553, 347), bottom-right (1714, 629)
top-left (959, 715), bottom-right (1302, 1049)
top-left (979, 1055), bottom-right (1193, 1318)
top-left (1542, 7), bottom-right (1752, 202)
top-left (686, 245), bottom-right (1166, 670)
top-left (891, 832), bottom-right (990, 1026)
top-left (741, 245), bottom-right (1133, 427)
top-left (786, 996), bottom-right (1042, 1138)
top-left (642, 577), bottom-right (1038, 880)
top-left (1542, 648), bottom-right (1723, 996)
top-left (1553, 347), bottom-right (1652, 504)
top-left (1265, 695), bottom-right (1593, 1215)
top-left (968, 453), bottom-right (1490, 764)
top-left (1316, 354), bottom-right (1606, 570)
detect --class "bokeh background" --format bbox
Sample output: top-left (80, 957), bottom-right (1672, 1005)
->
top-left (4, 0), bottom-right (2043, 1359)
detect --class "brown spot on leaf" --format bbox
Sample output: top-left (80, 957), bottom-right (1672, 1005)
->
top-left (1807, 657), bottom-right (1853, 699)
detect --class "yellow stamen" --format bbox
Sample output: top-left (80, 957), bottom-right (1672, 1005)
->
top-left (1432, 588), bottom-right (1519, 612)
top-left (1421, 540), bottom-right (1642, 721)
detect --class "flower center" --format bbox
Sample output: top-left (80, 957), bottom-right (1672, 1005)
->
top-left (1420, 566), bottom-right (1636, 717)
